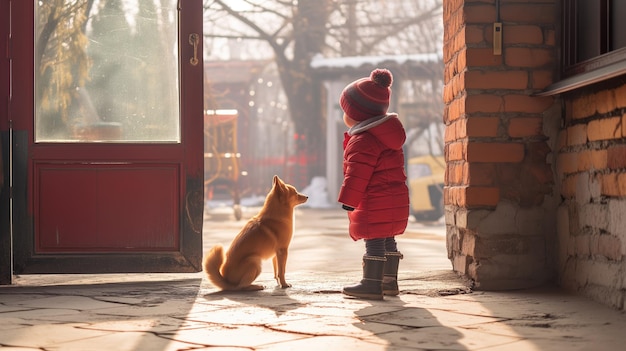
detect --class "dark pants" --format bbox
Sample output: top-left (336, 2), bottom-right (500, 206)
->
top-left (365, 237), bottom-right (398, 257)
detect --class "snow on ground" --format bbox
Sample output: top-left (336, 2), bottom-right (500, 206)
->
top-left (206, 176), bottom-right (337, 211)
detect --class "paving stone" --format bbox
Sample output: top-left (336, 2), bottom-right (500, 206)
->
top-left (0, 304), bottom-right (31, 313)
top-left (79, 316), bottom-right (201, 333)
top-left (0, 307), bottom-right (81, 321)
top-left (267, 315), bottom-right (401, 337)
top-left (11, 295), bottom-right (126, 311)
top-left (184, 305), bottom-right (309, 325)
top-left (0, 293), bottom-right (53, 303)
top-left (381, 325), bottom-right (519, 350)
top-left (256, 335), bottom-right (389, 351)
top-left (0, 323), bottom-right (110, 349)
top-left (1, 209), bottom-right (626, 351)
top-left (102, 299), bottom-right (199, 317)
top-left (362, 305), bottom-right (503, 328)
top-left (162, 324), bottom-right (307, 348)
top-left (52, 330), bottom-right (197, 351)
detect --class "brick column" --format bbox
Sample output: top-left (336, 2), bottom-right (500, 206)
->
top-left (443, 0), bottom-right (559, 290)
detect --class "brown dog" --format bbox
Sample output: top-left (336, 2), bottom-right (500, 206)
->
top-left (203, 175), bottom-right (308, 290)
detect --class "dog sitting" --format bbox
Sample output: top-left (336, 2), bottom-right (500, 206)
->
top-left (203, 175), bottom-right (308, 290)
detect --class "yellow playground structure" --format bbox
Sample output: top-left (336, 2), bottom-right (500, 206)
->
top-left (204, 109), bottom-right (242, 220)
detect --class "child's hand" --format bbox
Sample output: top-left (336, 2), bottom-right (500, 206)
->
top-left (342, 204), bottom-right (355, 211)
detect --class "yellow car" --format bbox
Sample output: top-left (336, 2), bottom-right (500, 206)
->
top-left (406, 155), bottom-right (445, 221)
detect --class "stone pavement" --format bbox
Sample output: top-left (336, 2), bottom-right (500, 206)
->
top-left (1, 207), bottom-right (626, 350)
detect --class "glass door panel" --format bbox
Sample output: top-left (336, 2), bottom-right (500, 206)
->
top-left (9, 0), bottom-right (204, 274)
top-left (35, 0), bottom-right (180, 143)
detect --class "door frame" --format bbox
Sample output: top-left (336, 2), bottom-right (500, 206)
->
top-left (1, 0), bottom-right (12, 284)
top-left (4, 0), bottom-right (204, 278)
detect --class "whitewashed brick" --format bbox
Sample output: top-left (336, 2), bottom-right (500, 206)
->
top-left (463, 208), bottom-right (490, 231)
top-left (475, 201), bottom-right (518, 236)
top-left (595, 234), bottom-right (623, 261)
top-left (579, 202), bottom-right (609, 232)
top-left (452, 254), bottom-right (469, 275)
top-left (575, 234), bottom-right (591, 257)
top-left (608, 199), bottom-right (626, 257)
top-left (580, 259), bottom-right (621, 290)
top-left (515, 206), bottom-right (550, 236)
top-left (474, 254), bottom-right (547, 279)
top-left (575, 172), bottom-right (601, 204)
top-left (556, 205), bottom-right (570, 270)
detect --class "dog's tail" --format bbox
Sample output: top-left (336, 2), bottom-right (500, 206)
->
top-left (203, 245), bottom-right (236, 290)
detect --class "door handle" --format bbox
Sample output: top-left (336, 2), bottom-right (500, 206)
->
top-left (189, 33), bottom-right (199, 66)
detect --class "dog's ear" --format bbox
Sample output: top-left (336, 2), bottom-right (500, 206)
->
top-left (273, 175), bottom-right (285, 186)
top-left (273, 175), bottom-right (286, 193)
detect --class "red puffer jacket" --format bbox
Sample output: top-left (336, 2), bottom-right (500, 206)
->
top-left (338, 113), bottom-right (410, 240)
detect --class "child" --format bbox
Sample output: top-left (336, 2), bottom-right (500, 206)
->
top-left (338, 68), bottom-right (409, 300)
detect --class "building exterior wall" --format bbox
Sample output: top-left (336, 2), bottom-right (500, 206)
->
top-left (443, 0), bottom-right (626, 310)
top-left (557, 84), bottom-right (626, 309)
top-left (443, 0), bottom-right (560, 290)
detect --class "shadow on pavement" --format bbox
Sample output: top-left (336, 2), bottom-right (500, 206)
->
top-left (202, 286), bottom-right (307, 318)
top-left (0, 277), bottom-right (202, 350)
top-left (354, 298), bottom-right (468, 350)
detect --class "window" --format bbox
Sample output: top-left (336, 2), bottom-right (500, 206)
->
top-left (539, 0), bottom-right (626, 95)
top-left (561, 0), bottom-right (626, 77)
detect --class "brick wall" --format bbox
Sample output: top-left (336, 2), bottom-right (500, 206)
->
top-left (443, 0), bottom-right (626, 309)
top-left (557, 83), bottom-right (626, 309)
top-left (443, 0), bottom-right (560, 290)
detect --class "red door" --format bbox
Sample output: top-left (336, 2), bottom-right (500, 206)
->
top-left (9, 0), bottom-right (204, 274)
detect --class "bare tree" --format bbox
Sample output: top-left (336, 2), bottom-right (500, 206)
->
top-left (36, 0), bottom-right (93, 135)
top-left (203, 0), bottom-right (443, 178)
top-left (328, 1), bottom-right (444, 158)
top-left (327, 0), bottom-right (442, 56)
top-left (204, 0), bottom-right (329, 179)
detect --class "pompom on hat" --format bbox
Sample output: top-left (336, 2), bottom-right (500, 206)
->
top-left (340, 68), bottom-right (393, 122)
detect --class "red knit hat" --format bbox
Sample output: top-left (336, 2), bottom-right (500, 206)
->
top-left (340, 68), bottom-right (393, 122)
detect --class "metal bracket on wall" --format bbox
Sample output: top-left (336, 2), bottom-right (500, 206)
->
top-left (493, 22), bottom-right (502, 55)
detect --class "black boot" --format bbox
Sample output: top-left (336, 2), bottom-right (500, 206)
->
top-left (382, 251), bottom-right (403, 296)
top-left (343, 255), bottom-right (386, 300)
